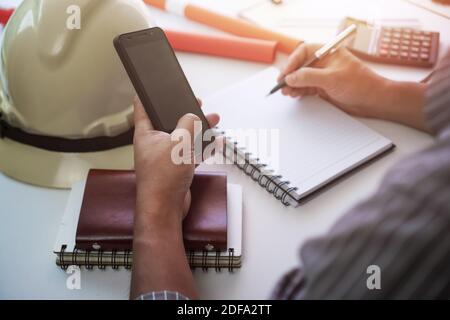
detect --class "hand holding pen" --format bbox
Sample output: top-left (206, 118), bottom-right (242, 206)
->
top-left (268, 24), bottom-right (357, 96)
top-left (270, 26), bottom-right (418, 128)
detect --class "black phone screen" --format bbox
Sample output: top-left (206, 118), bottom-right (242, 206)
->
top-left (115, 28), bottom-right (210, 134)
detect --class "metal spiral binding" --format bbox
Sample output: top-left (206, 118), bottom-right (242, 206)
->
top-left (201, 251), bottom-right (208, 272)
top-left (58, 246), bottom-right (237, 271)
top-left (220, 131), bottom-right (298, 206)
top-left (98, 250), bottom-right (106, 270)
top-left (124, 250), bottom-right (132, 270)
top-left (228, 248), bottom-right (235, 273)
top-left (60, 245), bottom-right (68, 270)
top-left (86, 249), bottom-right (93, 270)
top-left (215, 251), bottom-right (221, 272)
top-left (71, 248), bottom-right (79, 267)
top-left (111, 250), bottom-right (119, 270)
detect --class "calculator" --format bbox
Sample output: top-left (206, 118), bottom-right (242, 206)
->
top-left (339, 17), bottom-right (439, 68)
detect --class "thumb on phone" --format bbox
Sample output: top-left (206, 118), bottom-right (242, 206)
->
top-left (133, 96), bottom-right (155, 134)
top-left (174, 113), bottom-right (201, 144)
top-left (170, 113), bottom-right (203, 164)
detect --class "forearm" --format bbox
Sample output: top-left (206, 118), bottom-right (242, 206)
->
top-left (373, 79), bottom-right (428, 132)
top-left (130, 203), bottom-right (197, 300)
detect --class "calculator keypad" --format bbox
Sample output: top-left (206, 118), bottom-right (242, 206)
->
top-left (376, 27), bottom-right (439, 67)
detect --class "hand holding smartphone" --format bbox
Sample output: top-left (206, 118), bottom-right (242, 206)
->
top-left (114, 27), bottom-right (214, 159)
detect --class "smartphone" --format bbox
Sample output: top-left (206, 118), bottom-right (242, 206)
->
top-left (113, 27), bottom-right (212, 147)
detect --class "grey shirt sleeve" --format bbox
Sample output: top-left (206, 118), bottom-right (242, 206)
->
top-left (272, 51), bottom-right (450, 300)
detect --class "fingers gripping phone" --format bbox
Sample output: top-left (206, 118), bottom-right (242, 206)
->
top-left (114, 27), bottom-right (212, 158)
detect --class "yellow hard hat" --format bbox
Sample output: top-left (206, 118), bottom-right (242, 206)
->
top-left (0, 0), bottom-right (153, 188)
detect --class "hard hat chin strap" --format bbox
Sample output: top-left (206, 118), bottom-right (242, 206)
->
top-left (0, 119), bottom-right (133, 153)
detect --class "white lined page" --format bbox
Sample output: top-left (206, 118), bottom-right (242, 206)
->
top-left (203, 68), bottom-right (393, 198)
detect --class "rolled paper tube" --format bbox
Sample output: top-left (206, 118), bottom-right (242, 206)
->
top-left (0, 8), bottom-right (14, 25)
top-left (164, 29), bottom-right (277, 63)
top-left (145, 0), bottom-right (165, 10)
top-left (143, 0), bottom-right (302, 54)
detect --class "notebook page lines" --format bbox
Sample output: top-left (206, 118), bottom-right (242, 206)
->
top-left (203, 67), bottom-right (392, 196)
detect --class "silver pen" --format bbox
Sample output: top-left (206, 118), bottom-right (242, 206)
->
top-left (268, 24), bottom-right (357, 96)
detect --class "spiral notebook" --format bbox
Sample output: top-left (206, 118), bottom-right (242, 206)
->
top-left (203, 67), bottom-right (394, 206)
top-left (53, 180), bottom-right (242, 271)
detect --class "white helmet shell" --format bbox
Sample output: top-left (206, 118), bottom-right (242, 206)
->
top-left (0, 0), bottom-right (153, 188)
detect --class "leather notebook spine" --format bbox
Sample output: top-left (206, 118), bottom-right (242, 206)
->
top-left (220, 130), bottom-right (299, 206)
top-left (56, 245), bottom-right (238, 272)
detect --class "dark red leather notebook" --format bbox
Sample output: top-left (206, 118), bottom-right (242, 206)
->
top-left (75, 169), bottom-right (227, 251)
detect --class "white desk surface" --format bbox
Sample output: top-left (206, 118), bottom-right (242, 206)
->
top-left (0, 0), bottom-right (448, 299)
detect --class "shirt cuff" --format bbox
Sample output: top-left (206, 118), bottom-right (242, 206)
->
top-left (136, 290), bottom-right (190, 300)
top-left (424, 51), bottom-right (450, 138)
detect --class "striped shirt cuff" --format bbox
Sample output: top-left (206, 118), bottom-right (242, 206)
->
top-left (136, 290), bottom-right (190, 300)
top-left (425, 51), bottom-right (450, 137)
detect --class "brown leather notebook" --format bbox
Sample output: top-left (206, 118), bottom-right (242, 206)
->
top-left (75, 169), bottom-right (227, 251)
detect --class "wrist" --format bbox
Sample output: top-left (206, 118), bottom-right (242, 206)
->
top-left (134, 197), bottom-right (184, 240)
top-left (133, 222), bottom-right (183, 249)
top-left (366, 76), bottom-right (394, 119)
top-left (377, 79), bottom-right (427, 130)
top-left (352, 69), bottom-right (393, 119)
